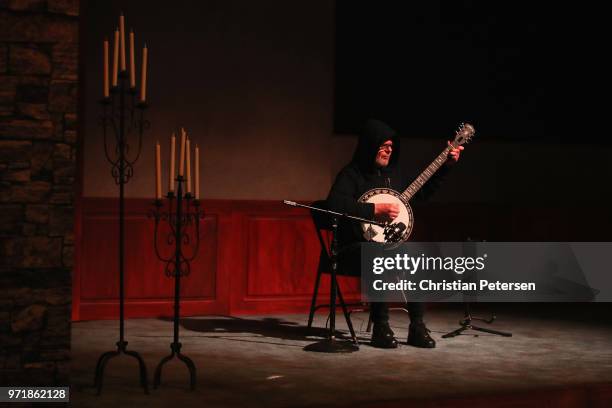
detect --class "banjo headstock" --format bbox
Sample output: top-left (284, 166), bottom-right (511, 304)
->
top-left (451, 123), bottom-right (475, 148)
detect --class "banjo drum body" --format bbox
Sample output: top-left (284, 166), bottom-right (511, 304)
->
top-left (358, 188), bottom-right (413, 243)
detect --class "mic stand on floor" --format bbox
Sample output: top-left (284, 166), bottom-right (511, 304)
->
top-left (442, 240), bottom-right (512, 339)
top-left (283, 201), bottom-right (386, 353)
top-left (442, 303), bottom-right (512, 338)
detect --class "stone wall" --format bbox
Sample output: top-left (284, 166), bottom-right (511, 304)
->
top-left (0, 0), bottom-right (78, 386)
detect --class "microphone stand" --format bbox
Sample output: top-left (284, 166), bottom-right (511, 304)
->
top-left (442, 303), bottom-right (512, 338)
top-left (442, 239), bottom-right (512, 339)
top-left (283, 201), bottom-right (387, 353)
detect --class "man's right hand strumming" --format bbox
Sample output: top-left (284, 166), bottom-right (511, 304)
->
top-left (374, 203), bottom-right (400, 222)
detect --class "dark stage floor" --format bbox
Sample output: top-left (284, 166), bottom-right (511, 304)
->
top-left (71, 304), bottom-right (612, 407)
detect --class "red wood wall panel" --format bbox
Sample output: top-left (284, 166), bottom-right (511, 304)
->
top-left (245, 214), bottom-right (320, 297)
top-left (74, 199), bottom-right (611, 321)
top-left (75, 199), bottom-right (233, 320)
top-left (74, 198), bottom-right (361, 320)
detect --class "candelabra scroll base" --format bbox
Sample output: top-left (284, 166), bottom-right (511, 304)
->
top-left (94, 341), bottom-right (149, 395)
top-left (153, 342), bottom-right (197, 391)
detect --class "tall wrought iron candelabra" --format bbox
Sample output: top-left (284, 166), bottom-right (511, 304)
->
top-left (94, 71), bottom-right (149, 395)
top-left (149, 176), bottom-right (203, 390)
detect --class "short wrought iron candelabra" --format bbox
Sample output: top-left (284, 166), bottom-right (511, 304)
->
top-left (149, 176), bottom-right (203, 390)
top-left (94, 70), bottom-right (149, 395)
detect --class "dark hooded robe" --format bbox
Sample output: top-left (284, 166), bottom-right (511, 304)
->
top-left (327, 119), bottom-right (448, 275)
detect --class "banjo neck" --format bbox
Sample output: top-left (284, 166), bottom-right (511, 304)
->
top-left (402, 146), bottom-right (452, 201)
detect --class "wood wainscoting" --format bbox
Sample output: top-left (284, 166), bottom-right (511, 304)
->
top-left (73, 198), bottom-right (360, 321)
top-left (73, 199), bottom-right (611, 320)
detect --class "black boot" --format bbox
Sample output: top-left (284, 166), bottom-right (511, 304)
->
top-left (407, 322), bottom-right (436, 348)
top-left (371, 322), bottom-right (398, 349)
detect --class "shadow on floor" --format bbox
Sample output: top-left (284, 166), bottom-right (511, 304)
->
top-left (154, 315), bottom-right (367, 345)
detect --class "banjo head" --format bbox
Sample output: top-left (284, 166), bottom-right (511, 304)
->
top-left (358, 188), bottom-right (413, 242)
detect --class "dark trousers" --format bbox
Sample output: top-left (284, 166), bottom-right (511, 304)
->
top-left (337, 244), bottom-right (425, 325)
top-left (370, 302), bottom-right (424, 325)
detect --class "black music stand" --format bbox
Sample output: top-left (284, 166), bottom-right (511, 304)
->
top-left (284, 201), bottom-right (388, 353)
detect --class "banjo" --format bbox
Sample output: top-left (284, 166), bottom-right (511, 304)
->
top-left (359, 123), bottom-right (475, 243)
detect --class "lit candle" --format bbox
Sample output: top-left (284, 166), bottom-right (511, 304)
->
top-left (169, 133), bottom-right (176, 192)
top-left (112, 28), bottom-right (119, 86)
top-left (129, 29), bottom-right (135, 88)
top-left (178, 128), bottom-right (186, 176)
top-left (186, 138), bottom-right (191, 194)
top-left (194, 145), bottom-right (200, 200)
top-left (140, 44), bottom-right (148, 102)
top-left (120, 13), bottom-right (126, 72)
top-left (155, 142), bottom-right (162, 200)
top-left (103, 39), bottom-right (109, 98)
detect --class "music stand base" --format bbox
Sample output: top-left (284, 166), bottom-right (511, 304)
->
top-left (304, 338), bottom-right (359, 353)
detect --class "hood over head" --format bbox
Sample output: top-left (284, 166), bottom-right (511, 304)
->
top-left (351, 119), bottom-right (400, 172)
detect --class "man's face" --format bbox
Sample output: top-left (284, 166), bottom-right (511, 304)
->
top-left (375, 139), bottom-right (393, 168)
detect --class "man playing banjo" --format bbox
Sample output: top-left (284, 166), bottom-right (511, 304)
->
top-left (327, 119), bottom-right (464, 349)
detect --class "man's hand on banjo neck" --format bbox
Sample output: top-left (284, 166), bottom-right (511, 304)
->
top-left (373, 141), bottom-right (463, 223)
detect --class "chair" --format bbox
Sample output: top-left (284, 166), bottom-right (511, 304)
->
top-left (307, 200), bottom-right (410, 334)
top-left (307, 200), bottom-right (369, 333)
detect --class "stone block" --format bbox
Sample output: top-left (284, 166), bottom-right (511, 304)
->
top-left (16, 83), bottom-right (48, 104)
top-left (2, 169), bottom-right (30, 182)
top-left (22, 223), bottom-right (37, 236)
top-left (51, 42), bottom-right (77, 80)
top-left (9, 44), bottom-right (51, 75)
top-left (0, 237), bottom-right (23, 266)
top-left (31, 141), bottom-right (54, 179)
top-left (0, 119), bottom-right (53, 140)
top-left (8, 161), bottom-right (29, 169)
top-left (0, 11), bottom-right (78, 43)
top-left (22, 236), bottom-right (62, 267)
top-left (16, 103), bottom-right (50, 120)
top-left (63, 130), bottom-right (76, 143)
top-left (63, 113), bottom-right (76, 130)
top-left (44, 305), bottom-right (69, 337)
top-left (0, 204), bottom-right (23, 235)
top-left (39, 349), bottom-right (70, 361)
top-left (49, 185), bottom-right (72, 204)
top-left (48, 205), bottom-right (73, 236)
top-left (25, 204), bottom-right (48, 224)
top-left (0, 141), bottom-right (31, 162)
top-left (48, 80), bottom-right (76, 113)
top-left (0, 44), bottom-right (6, 73)
top-left (9, 181), bottom-right (52, 203)
top-left (61, 244), bottom-right (73, 268)
top-left (11, 304), bottom-right (47, 333)
top-left (44, 287), bottom-right (70, 306)
top-left (38, 334), bottom-right (69, 348)
top-left (0, 0), bottom-right (47, 12)
top-left (52, 142), bottom-right (71, 160)
top-left (48, 0), bottom-right (78, 16)
top-left (53, 162), bottom-right (74, 185)
top-left (0, 75), bottom-right (18, 103)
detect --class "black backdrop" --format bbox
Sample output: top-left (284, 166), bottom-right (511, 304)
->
top-left (334, 1), bottom-right (607, 142)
